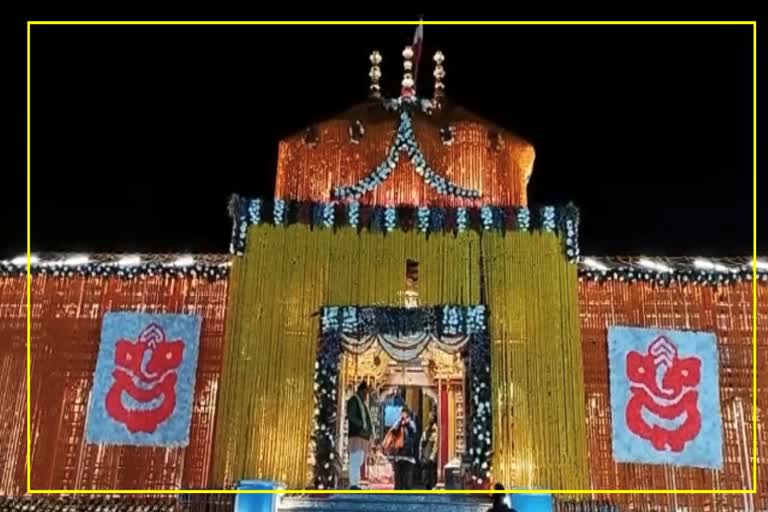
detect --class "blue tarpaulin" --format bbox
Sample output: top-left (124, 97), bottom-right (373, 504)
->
top-left (234, 480), bottom-right (281, 512)
top-left (509, 490), bottom-right (553, 512)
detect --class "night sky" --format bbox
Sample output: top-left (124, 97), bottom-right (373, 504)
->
top-left (6, 23), bottom-right (759, 258)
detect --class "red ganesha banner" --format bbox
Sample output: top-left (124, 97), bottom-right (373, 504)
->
top-left (608, 326), bottom-right (723, 469)
top-left (85, 312), bottom-right (202, 447)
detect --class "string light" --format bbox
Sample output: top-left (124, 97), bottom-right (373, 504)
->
top-left (117, 255), bottom-right (141, 266)
top-left (11, 255), bottom-right (38, 265)
top-left (173, 256), bottom-right (196, 267)
top-left (63, 255), bottom-right (90, 266)
top-left (582, 257), bottom-right (609, 271)
top-left (693, 258), bottom-right (733, 272)
top-left (638, 258), bottom-right (674, 273)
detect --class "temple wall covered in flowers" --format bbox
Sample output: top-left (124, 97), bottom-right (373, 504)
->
top-left (484, 232), bottom-right (589, 491)
top-left (0, 271), bottom-right (229, 493)
top-left (212, 225), bottom-right (483, 489)
top-left (215, 221), bottom-right (586, 490)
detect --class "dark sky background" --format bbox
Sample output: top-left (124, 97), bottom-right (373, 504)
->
top-left (5, 23), bottom-right (759, 258)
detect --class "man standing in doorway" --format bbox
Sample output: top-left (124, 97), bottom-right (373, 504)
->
top-left (347, 381), bottom-right (373, 489)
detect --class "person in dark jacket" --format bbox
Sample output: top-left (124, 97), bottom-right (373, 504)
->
top-left (487, 483), bottom-right (515, 512)
top-left (388, 405), bottom-right (417, 490)
top-left (346, 381), bottom-right (373, 489)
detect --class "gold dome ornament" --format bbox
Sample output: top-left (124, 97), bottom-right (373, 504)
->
top-left (401, 46), bottom-right (416, 97)
top-left (369, 50), bottom-right (383, 97)
top-left (433, 51), bottom-right (446, 104)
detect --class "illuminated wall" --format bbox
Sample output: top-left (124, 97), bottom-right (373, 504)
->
top-left (578, 279), bottom-right (767, 511)
top-left (2, 262), bottom-right (765, 511)
top-left (0, 272), bottom-right (229, 493)
top-left (274, 109), bottom-right (535, 208)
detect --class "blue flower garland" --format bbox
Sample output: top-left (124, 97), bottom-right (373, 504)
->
top-left (273, 199), bottom-right (286, 226)
top-left (417, 207), bottom-right (430, 233)
top-left (347, 202), bottom-right (360, 229)
top-left (384, 207), bottom-right (397, 232)
top-left (321, 305), bottom-right (487, 337)
top-left (322, 203), bottom-right (335, 228)
top-left (332, 109), bottom-right (480, 200)
top-left (561, 204), bottom-right (580, 261)
top-left (228, 196), bottom-right (582, 261)
top-left (480, 206), bottom-right (494, 231)
top-left (468, 331), bottom-right (492, 485)
top-left (516, 207), bottom-right (531, 230)
top-left (542, 206), bottom-right (556, 232)
top-left (311, 331), bottom-right (342, 489)
top-left (457, 207), bottom-right (469, 232)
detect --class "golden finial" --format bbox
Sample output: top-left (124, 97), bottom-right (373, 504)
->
top-left (369, 50), bottom-right (382, 97)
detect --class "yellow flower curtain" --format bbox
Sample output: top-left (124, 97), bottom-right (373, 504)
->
top-left (213, 223), bottom-right (587, 490)
top-left (482, 231), bottom-right (589, 490)
top-left (212, 225), bottom-right (480, 488)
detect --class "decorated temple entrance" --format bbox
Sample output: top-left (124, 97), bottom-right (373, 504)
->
top-left (339, 345), bottom-right (463, 489)
top-left (310, 306), bottom-right (491, 490)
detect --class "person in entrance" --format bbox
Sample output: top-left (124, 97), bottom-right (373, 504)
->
top-left (384, 405), bottom-right (417, 490)
top-left (346, 381), bottom-right (373, 489)
top-left (420, 412), bottom-right (438, 489)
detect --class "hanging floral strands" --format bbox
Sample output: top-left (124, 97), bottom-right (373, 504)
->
top-left (228, 195), bottom-right (580, 261)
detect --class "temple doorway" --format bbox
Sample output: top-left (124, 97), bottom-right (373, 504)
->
top-left (311, 305), bottom-right (491, 491)
top-left (338, 345), bottom-right (466, 489)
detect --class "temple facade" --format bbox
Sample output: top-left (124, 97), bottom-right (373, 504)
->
top-left (0, 42), bottom-right (765, 512)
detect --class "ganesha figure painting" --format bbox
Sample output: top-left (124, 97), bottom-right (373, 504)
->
top-left (608, 326), bottom-right (723, 469)
top-left (85, 312), bottom-right (202, 447)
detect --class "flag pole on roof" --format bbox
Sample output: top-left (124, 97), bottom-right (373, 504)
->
top-left (412, 17), bottom-right (424, 87)
top-left (401, 17), bottom-right (424, 98)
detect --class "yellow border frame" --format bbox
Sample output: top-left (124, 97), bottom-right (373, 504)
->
top-left (25, 20), bottom-right (758, 496)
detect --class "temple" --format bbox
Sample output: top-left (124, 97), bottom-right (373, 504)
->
top-left (0, 40), bottom-right (765, 512)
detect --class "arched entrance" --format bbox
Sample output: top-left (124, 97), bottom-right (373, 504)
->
top-left (310, 306), bottom-right (491, 490)
top-left (338, 343), bottom-right (462, 489)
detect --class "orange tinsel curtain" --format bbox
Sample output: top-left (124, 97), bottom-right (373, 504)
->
top-left (0, 273), bottom-right (229, 493)
top-left (578, 279), bottom-right (768, 512)
top-left (274, 117), bottom-right (533, 208)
